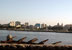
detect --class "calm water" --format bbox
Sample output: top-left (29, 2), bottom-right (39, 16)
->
top-left (0, 30), bottom-right (72, 45)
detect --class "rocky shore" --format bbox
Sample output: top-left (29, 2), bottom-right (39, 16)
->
top-left (0, 43), bottom-right (72, 50)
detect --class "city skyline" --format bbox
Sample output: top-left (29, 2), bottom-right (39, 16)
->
top-left (0, 21), bottom-right (66, 26)
top-left (0, 0), bottom-right (72, 25)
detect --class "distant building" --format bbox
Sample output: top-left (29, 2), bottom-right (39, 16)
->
top-left (25, 22), bottom-right (29, 26)
top-left (64, 24), bottom-right (72, 29)
top-left (15, 21), bottom-right (21, 26)
top-left (54, 23), bottom-right (63, 27)
top-left (16, 25), bottom-right (21, 28)
top-left (41, 24), bottom-right (44, 28)
top-left (9, 21), bottom-right (21, 27)
top-left (3, 24), bottom-right (9, 27)
top-left (41, 23), bottom-right (47, 28)
top-left (35, 23), bottom-right (40, 28)
top-left (29, 25), bottom-right (34, 30)
top-left (9, 21), bottom-right (15, 26)
top-left (57, 23), bottom-right (60, 26)
top-left (21, 24), bottom-right (25, 28)
top-left (61, 23), bottom-right (63, 26)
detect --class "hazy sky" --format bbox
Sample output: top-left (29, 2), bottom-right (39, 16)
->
top-left (0, 0), bottom-right (72, 25)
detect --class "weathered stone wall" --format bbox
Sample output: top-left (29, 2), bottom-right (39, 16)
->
top-left (0, 44), bottom-right (72, 50)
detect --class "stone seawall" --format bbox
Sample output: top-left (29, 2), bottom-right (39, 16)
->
top-left (0, 43), bottom-right (72, 50)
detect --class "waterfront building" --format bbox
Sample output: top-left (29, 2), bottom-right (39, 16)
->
top-left (41, 24), bottom-right (44, 28)
top-left (15, 21), bottom-right (21, 26)
top-left (61, 23), bottom-right (63, 27)
top-left (29, 25), bottom-right (34, 30)
top-left (9, 21), bottom-right (21, 27)
top-left (9, 21), bottom-right (15, 26)
top-left (57, 23), bottom-right (60, 26)
top-left (35, 23), bottom-right (40, 29)
top-left (2, 24), bottom-right (9, 27)
top-left (16, 25), bottom-right (21, 28)
top-left (41, 23), bottom-right (47, 28)
top-left (54, 23), bottom-right (63, 27)
top-left (64, 24), bottom-right (72, 30)
top-left (21, 24), bottom-right (25, 28)
top-left (25, 22), bottom-right (29, 26)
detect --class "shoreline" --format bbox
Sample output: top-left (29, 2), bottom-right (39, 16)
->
top-left (0, 43), bottom-right (72, 50)
top-left (1, 29), bottom-right (72, 33)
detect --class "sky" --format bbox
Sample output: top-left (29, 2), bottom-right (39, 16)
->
top-left (0, 0), bottom-right (72, 25)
